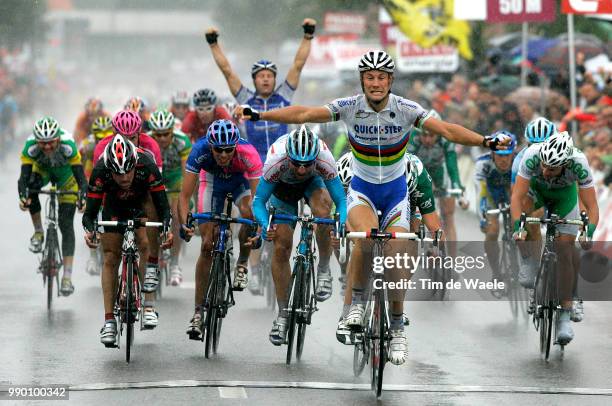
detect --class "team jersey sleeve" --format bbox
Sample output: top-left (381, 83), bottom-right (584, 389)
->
top-left (396, 97), bottom-right (429, 130)
top-left (325, 177), bottom-right (347, 225)
top-left (275, 80), bottom-right (296, 102)
top-left (238, 143), bottom-right (263, 179)
top-left (185, 140), bottom-right (205, 174)
top-left (474, 156), bottom-right (488, 182)
top-left (235, 86), bottom-right (254, 104)
top-left (517, 146), bottom-right (539, 181)
top-left (572, 150), bottom-right (595, 189)
top-left (511, 149), bottom-right (525, 184)
top-left (82, 160), bottom-right (107, 231)
top-left (442, 139), bottom-right (462, 188)
top-left (252, 178), bottom-right (275, 231)
top-left (60, 137), bottom-right (82, 166)
top-left (314, 141), bottom-right (338, 181)
top-left (415, 169), bottom-right (436, 215)
top-left (325, 95), bottom-right (359, 122)
top-left (20, 137), bottom-right (37, 165)
top-left (176, 131), bottom-right (192, 160)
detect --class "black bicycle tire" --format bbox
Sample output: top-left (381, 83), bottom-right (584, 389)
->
top-left (370, 284), bottom-right (384, 397)
top-left (126, 259), bottom-right (134, 363)
top-left (45, 227), bottom-right (59, 310)
top-left (204, 252), bottom-right (222, 358)
top-left (286, 257), bottom-right (302, 365)
top-left (213, 253), bottom-right (228, 354)
top-left (296, 260), bottom-right (311, 361)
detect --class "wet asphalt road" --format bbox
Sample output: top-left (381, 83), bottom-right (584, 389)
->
top-left (0, 154), bottom-right (611, 406)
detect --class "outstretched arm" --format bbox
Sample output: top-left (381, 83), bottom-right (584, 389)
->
top-left (423, 117), bottom-right (484, 146)
top-left (285, 18), bottom-right (316, 89)
top-left (237, 105), bottom-right (331, 124)
top-left (205, 27), bottom-right (243, 96)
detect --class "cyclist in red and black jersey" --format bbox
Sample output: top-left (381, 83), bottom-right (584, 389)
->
top-left (83, 135), bottom-right (173, 348)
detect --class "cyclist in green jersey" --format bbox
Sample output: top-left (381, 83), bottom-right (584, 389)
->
top-left (18, 117), bottom-right (88, 295)
top-left (149, 109), bottom-right (192, 285)
top-left (407, 110), bottom-right (467, 249)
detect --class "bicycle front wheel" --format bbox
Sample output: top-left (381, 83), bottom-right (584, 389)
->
top-left (286, 257), bottom-right (303, 365)
top-left (537, 260), bottom-right (553, 361)
top-left (205, 252), bottom-right (222, 358)
top-left (126, 260), bottom-right (134, 363)
top-left (371, 286), bottom-right (387, 398)
top-left (296, 262), bottom-right (312, 361)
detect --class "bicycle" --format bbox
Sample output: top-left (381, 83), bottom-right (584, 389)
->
top-left (185, 193), bottom-right (256, 358)
top-left (347, 228), bottom-right (432, 398)
top-left (259, 241), bottom-right (276, 311)
top-left (517, 211), bottom-right (589, 361)
top-left (93, 217), bottom-right (166, 363)
top-left (27, 186), bottom-right (79, 310)
top-left (485, 202), bottom-right (527, 317)
top-left (267, 208), bottom-right (338, 365)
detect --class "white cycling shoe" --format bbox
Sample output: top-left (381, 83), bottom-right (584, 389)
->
top-left (170, 265), bottom-right (183, 286)
top-left (388, 329), bottom-right (408, 365)
top-left (345, 304), bottom-right (365, 328)
top-left (142, 307), bottom-right (159, 329)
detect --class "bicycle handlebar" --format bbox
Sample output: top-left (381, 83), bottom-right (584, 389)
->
top-left (97, 220), bottom-right (164, 228)
top-left (271, 213), bottom-right (335, 226)
top-left (191, 212), bottom-right (256, 226)
top-left (518, 211), bottom-right (590, 240)
top-left (346, 230), bottom-right (433, 241)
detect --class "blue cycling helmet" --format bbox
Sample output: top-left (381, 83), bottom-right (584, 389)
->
top-left (524, 117), bottom-right (556, 144)
top-left (207, 119), bottom-right (240, 146)
top-left (286, 125), bottom-right (319, 162)
top-left (251, 59), bottom-right (277, 78)
top-left (492, 130), bottom-right (516, 155)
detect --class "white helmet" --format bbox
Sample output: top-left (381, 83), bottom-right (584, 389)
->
top-left (336, 152), bottom-right (353, 187)
top-left (33, 116), bottom-right (60, 141)
top-left (358, 50), bottom-right (395, 74)
top-left (406, 154), bottom-right (424, 194)
top-left (538, 131), bottom-right (573, 167)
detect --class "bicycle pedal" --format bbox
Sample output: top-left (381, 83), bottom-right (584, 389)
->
top-left (232, 286), bottom-right (245, 292)
top-left (104, 343), bottom-right (118, 348)
top-left (187, 330), bottom-right (203, 341)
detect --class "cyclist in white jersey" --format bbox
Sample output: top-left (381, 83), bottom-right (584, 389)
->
top-left (237, 50), bottom-right (510, 365)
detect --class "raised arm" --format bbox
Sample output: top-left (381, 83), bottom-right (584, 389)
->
top-left (237, 105), bottom-right (331, 124)
top-left (285, 18), bottom-right (316, 89)
top-left (423, 117), bottom-right (484, 146)
top-left (205, 27), bottom-right (243, 96)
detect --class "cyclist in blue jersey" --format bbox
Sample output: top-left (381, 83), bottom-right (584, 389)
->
top-left (475, 131), bottom-right (517, 281)
top-left (511, 117), bottom-right (556, 185)
top-left (205, 18), bottom-right (316, 292)
top-left (237, 50), bottom-right (510, 365)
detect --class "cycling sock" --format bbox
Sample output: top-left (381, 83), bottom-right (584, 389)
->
top-left (63, 265), bottom-right (72, 278)
top-left (352, 288), bottom-right (365, 305)
top-left (90, 248), bottom-right (98, 258)
top-left (34, 225), bottom-right (43, 233)
top-left (194, 304), bottom-right (202, 314)
top-left (317, 256), bottom-right (330, 271)
top-left (147, 256), bottom-right (158, 266)
top-left (105, 313), bottom-right (114, 322)
top-left (342, 304), bottom-right (350, 318)
top-left (391, 313), bottom-right (404, 330)
top-left (278, 300), bottom-right (288, 318)
top-left (143, 300), bottom-right (155, 308)
top-left (170, 255), bottom-right (179, 267)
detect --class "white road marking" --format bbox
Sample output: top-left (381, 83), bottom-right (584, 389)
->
top-left (218, 387), bottom-right (247, 399)
top-left (66, 380), bottom-right (612, 396)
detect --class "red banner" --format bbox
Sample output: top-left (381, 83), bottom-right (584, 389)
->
top-left (561, 0), bottom-right (612, 14)
top-left (324, 12), bottom-right (367, 35)
top-left (487, 0), bottom-right (556, 23)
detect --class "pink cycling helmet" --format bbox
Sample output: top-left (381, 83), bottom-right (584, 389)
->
top-left (112, 109), bottom-right (142, 136)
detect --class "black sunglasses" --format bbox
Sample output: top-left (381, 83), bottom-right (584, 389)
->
top-left (213, 146), bottom-right (236, 154)
top-left (289, 159), bottom-right (315, 168)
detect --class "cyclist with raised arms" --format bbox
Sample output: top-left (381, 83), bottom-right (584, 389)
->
top-left (407, 109), bottom-right (468, 249)
top-left (18, 117), bottom-right (88, 296)
top-left (181, 89), bottom-right (232, 143)
top-left (206, 19), bottom-right (316, 292)
top-left (83, 135), bottom-right (173, 346)
top-left (237, 50), bottom-right (509, 365)
top-left (249, 125), bottom-right (347, 345)
top-left (149, 109), bottom-right (192, 285)
top-left (178, 119), bottom-right (262, 341)
top-left (475, 131), bottom-right (517, 281)
top-left (512, 131), bottom-right (599, 345)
